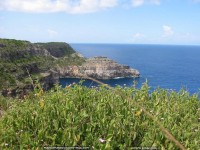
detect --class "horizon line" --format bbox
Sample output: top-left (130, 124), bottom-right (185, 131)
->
top-left (1, 37), bottom-right (200, 46)
top-left (69, 43), bottom-right (200, 46)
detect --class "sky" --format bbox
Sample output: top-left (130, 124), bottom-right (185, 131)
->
top-left (0, 0), bottom-right (200, 45)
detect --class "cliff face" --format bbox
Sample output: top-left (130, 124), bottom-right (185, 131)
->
top-left (55, 56), bottom-right (140, 79)
top-left (0, 38), bottom-right (140, 97)
top-left (36, 42), bottom-right (75, 58)
top-left (80, 57), bottom-right (140, 79)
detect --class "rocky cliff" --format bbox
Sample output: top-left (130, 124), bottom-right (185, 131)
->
top-left (79, 57), bottom-right (139, 79)
top-left (54, 57), bottom-right (140, 79)
top-left (0, 38), bottom-right (140, 97)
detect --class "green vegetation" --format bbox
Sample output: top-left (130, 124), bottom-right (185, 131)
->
top-left (0, 82), bottom-right (199, 149)
top-left (54, 55), bottom-right (86, 67)
top-left (0, 55), bottom-right (54, 89)
top-left (0, 38), bottom-right (29, 53)
top-left (0, 39), bottom-right (85, 90)
top-left (37, 42), bottom-right (76, 57)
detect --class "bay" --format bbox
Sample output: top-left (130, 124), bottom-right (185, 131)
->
top-left (60, 44), bottom-right (200, 94)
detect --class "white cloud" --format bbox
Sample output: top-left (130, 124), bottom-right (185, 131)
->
top-left (162, 25), bottom-right (174, 37)
top-left (132, 0), bottom-right (144, 7)
top-left (47, 29), bottom-right (58, 37)
top-left (0, 0), bottom-right (117, 14)
top-left (133, 33), bottom-right (144, 38)
top-left (132, 0), bottom-right (160, 7)
top-left (131, 33), bottom-right (146, 42)
top-left (100, 0), bottom-right (118, 7)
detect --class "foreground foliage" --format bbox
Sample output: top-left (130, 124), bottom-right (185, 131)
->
top-left (0, 83), bottom-right (199, 149)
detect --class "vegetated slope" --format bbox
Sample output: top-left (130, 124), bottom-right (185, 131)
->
top-left (0, 83), bottom-right (199, 149)
top-left (0, 38), bottom-right (85, 92)
top-left (0, 39), bottom-right (53, 90)
top-left (37, 42), bottom-right (75, 58)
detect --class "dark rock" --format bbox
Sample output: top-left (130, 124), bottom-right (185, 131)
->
top-left (22, 63), bottom-right (40, 74)
top-left (39, 71), bottom-right (60, 91)
top-left (1, 84), bottom-right (34, 98)
top-left (0, 44), bottom-right (6, 48)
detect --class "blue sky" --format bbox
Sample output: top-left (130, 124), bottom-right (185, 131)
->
top-left (0, 0), bottom-right (200, 45)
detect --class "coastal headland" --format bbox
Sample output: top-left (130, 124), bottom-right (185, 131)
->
top-left (0, 38), bottom-right (139, 97)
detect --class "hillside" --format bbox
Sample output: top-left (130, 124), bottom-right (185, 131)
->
top-left (0, 38), bottom-right (140, 97)
top-left (0, 38), bottom-right (85, 97)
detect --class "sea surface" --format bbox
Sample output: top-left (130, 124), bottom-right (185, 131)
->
top-left (60, 44), bottom-right (200, 95)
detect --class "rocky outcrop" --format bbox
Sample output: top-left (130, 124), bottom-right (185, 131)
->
top-left (55, 56), bottom-right (140, 79)
top-left (39, 71), bottom-right (60, 90)
top-left (79, 57), bottom-right (140, 79)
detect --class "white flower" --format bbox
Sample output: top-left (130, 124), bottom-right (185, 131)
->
top-left (161, 118), bottom-right (164, 120)
top-left (99, 138), bottom-right (106, 143)
top-left (5, 143), bottom-right (8, 146)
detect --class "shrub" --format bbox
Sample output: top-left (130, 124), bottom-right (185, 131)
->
top-left (0, 83), bottom-right (199, 149)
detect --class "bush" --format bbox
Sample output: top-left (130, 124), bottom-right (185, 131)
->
top-left (0, 83), bottom-right (199, 149)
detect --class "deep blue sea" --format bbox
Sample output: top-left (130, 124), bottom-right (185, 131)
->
top-left (60, 44), bottom-right (200, 95)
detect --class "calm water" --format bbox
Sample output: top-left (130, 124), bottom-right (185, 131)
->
top-left (60, 44), bottom-right (200, 94)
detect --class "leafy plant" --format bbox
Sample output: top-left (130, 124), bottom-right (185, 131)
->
top-left (0, 82), bottom-right (199, 149)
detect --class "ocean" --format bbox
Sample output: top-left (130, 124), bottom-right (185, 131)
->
top-left (60, 44), bottom-right (200, 94)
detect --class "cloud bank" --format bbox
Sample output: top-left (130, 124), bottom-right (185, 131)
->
top-left (0, 0), bottom-right (117, 14)
top-left (1, 0), bottom-right (200, 14)
top-left (0, 0), bottom-right (164, 13)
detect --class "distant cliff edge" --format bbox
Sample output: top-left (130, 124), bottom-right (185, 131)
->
top-left (0, 38), bottom-right (140, 97)
top-left (55, 56), bottom-right (140, 79)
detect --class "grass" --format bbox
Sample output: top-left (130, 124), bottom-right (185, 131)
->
top-left (0, 82), bottom-right (199, 149)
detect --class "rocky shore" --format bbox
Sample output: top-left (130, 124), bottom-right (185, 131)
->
top-left (43, 56), bottom-right (140, 86)
top-left (76, 56), bottom-right (139, 79)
